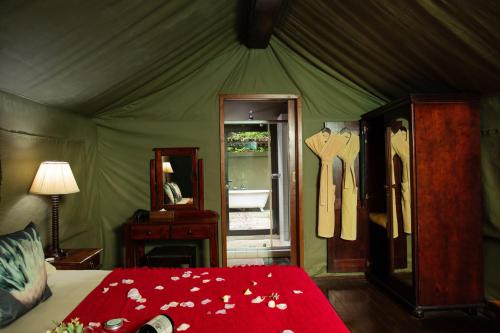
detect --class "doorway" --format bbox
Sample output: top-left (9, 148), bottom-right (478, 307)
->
top-left (219, 94), bottom-right (303, 267)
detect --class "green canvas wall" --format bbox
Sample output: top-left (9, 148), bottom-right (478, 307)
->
top-left (0, 91), bottom-right (100, 250)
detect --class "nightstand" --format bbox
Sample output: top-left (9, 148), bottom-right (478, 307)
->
top-left (49, 248), bottom-right (103, 270)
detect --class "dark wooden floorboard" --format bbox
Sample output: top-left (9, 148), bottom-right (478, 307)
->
top-left (313, 277), bottom-right (499, 333)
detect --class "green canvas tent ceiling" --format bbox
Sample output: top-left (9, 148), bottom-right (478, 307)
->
top-left (1, 0), bottom-right (499, 116)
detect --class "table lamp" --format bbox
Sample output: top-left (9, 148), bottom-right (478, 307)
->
top-left (30, 161), bottom-right (79, 258)
top-left (162, 161), bottom-right (173, 174)
top-left (163, 161), bottom-right (173, 182)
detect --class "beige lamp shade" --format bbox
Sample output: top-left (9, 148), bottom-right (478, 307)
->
top-left (162, 161), bottom-right (174, 173)
top-left (30, 161), bottom-right (80, 195)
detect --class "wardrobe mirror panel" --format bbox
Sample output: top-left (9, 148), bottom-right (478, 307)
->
top-left (386, 117), bottom-right (413, 287)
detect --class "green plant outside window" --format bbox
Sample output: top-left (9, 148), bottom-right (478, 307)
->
top-left (226, 131), bottom-right (270, 152)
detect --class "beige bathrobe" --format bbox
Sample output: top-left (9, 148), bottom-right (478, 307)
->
top-left (337, 132), bottom-right (360, 240)
top-left (306, 131), bottom-right (348, 238)
top-left (390, 129), bottom-right (412, 238)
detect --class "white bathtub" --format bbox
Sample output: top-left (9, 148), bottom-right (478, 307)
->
top-left (228, 190), bottom-right (270, 211)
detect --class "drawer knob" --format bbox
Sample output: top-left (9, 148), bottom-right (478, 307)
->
top-left (187, 228), bottom-right (193, 235)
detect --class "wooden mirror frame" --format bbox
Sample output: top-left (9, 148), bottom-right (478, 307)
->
top-left (150, 147), bottom-right (204, 211)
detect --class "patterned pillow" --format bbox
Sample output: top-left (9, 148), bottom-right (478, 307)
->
top-left (163, 183), bottom-right (175, 204)
top-left (168, 182), bottom-right (183, 202)
top-left (0, 223), bottom-right (52, 327)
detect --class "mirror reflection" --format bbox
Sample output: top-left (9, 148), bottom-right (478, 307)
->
top-left (161, 155), bottom-right (193, 205)
top-left (151, 147), bottom-right (200, 211)
top-left (387, 117), bottom-right (412, 287)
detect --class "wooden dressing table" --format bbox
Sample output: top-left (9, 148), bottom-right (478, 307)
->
top-left (123, 210), bottom-right (219, 267)
top-left (124, 147), bottom-right (219, 268)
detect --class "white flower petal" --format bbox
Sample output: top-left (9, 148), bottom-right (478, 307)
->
top-left (127, 288), bottom-right (141, 300)
top-left (88, 322), bottom-right (100, 328)
top-left (168, 301), bottom-right (179, 307)
top-left (192, 275), bottom-right (201, 279)
top-left (135, 305), bottom-right (146, 310)
top-left (215, 309), bottom-right (227, 315)
top-left (243, 288), bottom-right (252, 295)
top-left (221, 295), bottom-right (231, 303)
top-left (277, 303), bottom-right (287, 310)
top-left (102, 287), bottom-right (109, 294)
top-left (177, 323), bottom-right (190, 331)
top-left (190, 287), bottom-right (200, 292)
top-left (292, 290), bottom-right (303, 294)
top-left (122, 279), bottom-right (134, 284)
top-left (201, 299), bottom-right (212, 305)
top-left (171, 276), bottom-right (180, 281)
top-left (180, 301), bottom-right (195, 308)
top-left (224, 303), bottom-right (235, 310)
top-left (109, 282), bottom-right (118, 287)
top-left (215, 277), bottom-right (225, 282)
top-left (201, 272), bottom-right (209, 275)
top-left (182, 273), bottom-right (191, 278)
top-left (160, 304), bottom-right (170, 311)
top-left (267, 273), bottom-right (272, 278)
top-left (251, 296), bottom-right (264, 304)
top-left (268, 300), bottom-right (276, 308)
top-left (137, 298), bottom-right (147, 303)
top-left (155, 285), bottom-right (165, 290)
top-left (202, 279), bottom-right (211, 284)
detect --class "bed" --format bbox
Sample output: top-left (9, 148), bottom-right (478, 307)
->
top-left (3, 266), bottom-right (349, 333)
top-left (2, 269), bottom-right (110, 333)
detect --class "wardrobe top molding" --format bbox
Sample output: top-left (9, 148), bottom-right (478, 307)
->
top-left (363, 94), bottom-right (480, 119)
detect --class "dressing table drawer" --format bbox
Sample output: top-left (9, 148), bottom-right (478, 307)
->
top-left (171, 224), bottom-right (210, 239)
top-left (130, 225), bottom-right (170, 240)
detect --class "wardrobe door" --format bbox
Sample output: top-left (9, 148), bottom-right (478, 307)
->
top-left (364, 116), bottom-right (390, 278)
top-left (384, 109), bottom-right (415, 301)
top-left (413, 99), bottom-right (483, 307)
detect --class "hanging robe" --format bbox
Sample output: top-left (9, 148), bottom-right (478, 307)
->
top-left (337, 132), bottom-right (360, 240)
top-left (305, 131), bottom-right (348, 238)
top-left (392, 129), bottom-right (412, 234)
top-left (390, 129), bottom-right (412, 238)
top-left (390, 140), bottom-right (399, 239)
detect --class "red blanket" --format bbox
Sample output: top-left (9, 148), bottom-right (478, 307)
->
top-left (65, 266), bottom-right (349, 332)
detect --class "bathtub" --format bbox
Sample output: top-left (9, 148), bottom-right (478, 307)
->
top-left (228, 189), bottom-right (270, 211)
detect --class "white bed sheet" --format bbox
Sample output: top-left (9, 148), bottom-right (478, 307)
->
top-left (1, 269), bottom-right (110, 333)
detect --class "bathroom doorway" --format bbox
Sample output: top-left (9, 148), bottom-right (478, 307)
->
top-left (219, 95), bottom-right (303, 267)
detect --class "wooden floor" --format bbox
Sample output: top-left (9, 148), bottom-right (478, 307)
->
top-left (313, 277), bottom-right (499, 333)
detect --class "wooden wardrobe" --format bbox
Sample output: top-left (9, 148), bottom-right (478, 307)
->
top-left (360, 94), bottom-right (483, 316)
